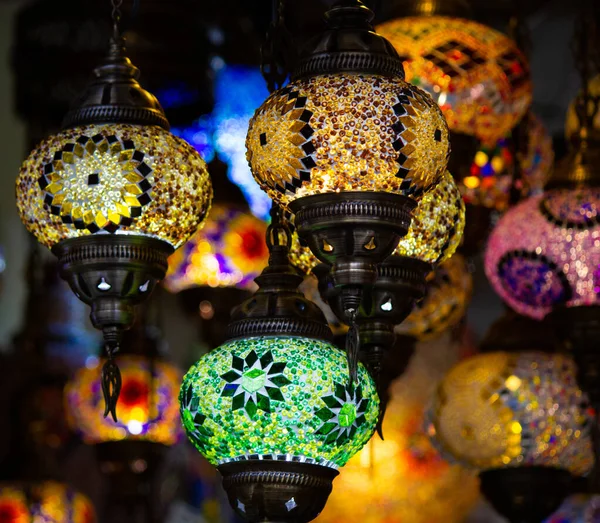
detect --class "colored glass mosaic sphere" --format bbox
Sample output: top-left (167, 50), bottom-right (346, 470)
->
top-left (484, 188), bottom-right (600, 320)
top-left (395, 170), bottom-right (465, 265)
top-left (463, 113), bottom-right (553, 211)
top-left (164, 204), bottom-right (268, 292)
top-left (16, 123), bottom-right (212, 249)
top-left (66, 355), bottom-right (182, 445)
top-left (246, 75), bottom-right (450, 209)
top-left (0, 482), bottom-right (96, 523)
top-left (289, 170), bottom-right (464, 273)
top-left (396, 253), bottom-right (472, 340)
top-left (427, 351), bottom-right (593, 474)
top-left (377, 17), bottom-right (531, 143)
top-left (180, 336), bottom-right (379, 469)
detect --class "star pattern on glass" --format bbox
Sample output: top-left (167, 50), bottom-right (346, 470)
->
top-left (315, 381), bottom-right (370, 446)
top-left (180, 382), bottom-right (213, 452)
top-left (220, 350), bottom-right (292, 420)
top-left (38, 134), bottom-right (153, 233)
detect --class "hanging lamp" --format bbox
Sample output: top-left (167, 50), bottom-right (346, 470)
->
top-left (246, 0), bottom-right (450, 381)
top-left (15, 1), bottom-right (212, 418)
top-left (180, 208), bottom-right (379, 523)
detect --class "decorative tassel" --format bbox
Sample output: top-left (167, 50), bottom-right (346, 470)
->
top-left (102, 346), bottom-right (122, 422)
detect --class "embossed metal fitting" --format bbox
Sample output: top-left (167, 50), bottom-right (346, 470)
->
top-left (52, 234), bottom-right (173, 348)
top-left (219, 460), bottom-right (338, 523)
top-left (293, 0), bottom-right (405, 79)
top-left (62, 36), bottom-right (169, 130)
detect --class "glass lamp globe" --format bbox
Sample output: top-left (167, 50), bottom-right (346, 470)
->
top-left (180, 336), bottom-right (378, 468)
top-left (376, 16), bottom-right (531, 144)
top-left (484, 188), bottom-right (600, 320)
top-left (164, 204), bottom-right (268, 293)
top-left (464, 113), bottom-right (553, 211)
top-left (0, 482), bottom-right (96, 523)
top-left (427, 351), bottom-right (593, 475)
top-left (65, 355), bottom-right (182, 446)
top-left (396, 253), bottom-right (472, 341)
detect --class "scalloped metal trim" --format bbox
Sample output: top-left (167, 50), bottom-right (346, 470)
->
top-left (226, 318), bottom-right (333, 342)
top-left (218, 453), bottom-right (338, 472)
top-left (293, 52), bottom-right (405, 80)
top-left (63, 105), bottom-right (170, 130)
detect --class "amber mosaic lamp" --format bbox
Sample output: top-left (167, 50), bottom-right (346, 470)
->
top-left (180, 210), bottom-right (378, 523)
top-left (246, 0), bottom-right (450, 381)
top-left (15, 3), bottom-right (212, 415)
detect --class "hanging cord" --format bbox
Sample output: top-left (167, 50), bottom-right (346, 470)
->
top-left (261, 0), bottom-right (296, 93)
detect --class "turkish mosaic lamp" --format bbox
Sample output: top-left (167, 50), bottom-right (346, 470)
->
top-left (246, 0), bottom-right (450, 321)
top-left (15, 22), bottom-right (212, 414)
top-left (180, 214), bottom-right (379, 523)
top-left (427, 351), bottom-right (593, 522)
top-left (0, 482), bottom-right (96, 523)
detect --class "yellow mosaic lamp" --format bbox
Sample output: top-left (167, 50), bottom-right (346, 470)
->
top-left (15, 27), bottom-right (212, 416)
top-left (377, 15), bottom-right (532, 144)
top-left (246, 0), bottom-right (450, 334)
top-left (427, 351), bottom-right (593, 522)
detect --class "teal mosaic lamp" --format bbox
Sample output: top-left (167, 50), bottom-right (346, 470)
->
top-left (180, 209), bottom-right (379, 523)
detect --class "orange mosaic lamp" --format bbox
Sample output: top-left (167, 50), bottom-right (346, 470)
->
top-left (65, 355), bottom-right (182, 446)
top-left (377, 16), bottom-right (532, 144)
top-left (164, 204), bottom-right (268, 293)
top-left (0, 482), bottom-right (96, 523)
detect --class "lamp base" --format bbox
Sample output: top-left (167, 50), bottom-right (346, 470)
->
top-left (479, 467), bottom-right (573, 523)
top-left (290, 192), bottom-right (416, 313)
top-left (219, 460), bottom-right (339, 523)
top-left (53, 235), bottom-right (173, 347)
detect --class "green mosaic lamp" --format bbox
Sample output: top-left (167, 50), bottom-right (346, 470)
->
top-left (180, 210), bottom-right (379, 523)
